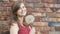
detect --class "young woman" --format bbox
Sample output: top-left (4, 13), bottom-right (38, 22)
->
top-left (10, 2), bottom-right (35, 34)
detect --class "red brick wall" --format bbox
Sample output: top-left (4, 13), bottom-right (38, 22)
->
top-left (0, 0), bottom-right (60, 34)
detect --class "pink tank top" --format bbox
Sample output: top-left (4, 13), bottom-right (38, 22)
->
top-left (18, 23), bottom-right (30, 34)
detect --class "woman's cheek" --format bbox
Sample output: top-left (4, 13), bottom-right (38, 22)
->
top-left (17, 12), bottom-right (21, 15)
top-left (23, 11), bottom-right (26, 15)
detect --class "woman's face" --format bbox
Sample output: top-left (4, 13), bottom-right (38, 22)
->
top-left (17, 3), bottom-right (27, 16)
top-left (17, 9), bottom-right (26, 16)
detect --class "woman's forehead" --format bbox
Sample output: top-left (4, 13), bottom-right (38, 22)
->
top-left (20, 3), bottom-right (25, 8)
top-left (17, 3), bottom-right (27, 13)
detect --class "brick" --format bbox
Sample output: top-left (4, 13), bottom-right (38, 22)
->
top-left (43, 3), bottom-right (56, 11)
top-left (3, 2), bottom-right (14, 7)
top-left (32, 13), bottom-right (46, 17)
top-left (27, 12), bottom-right (32, 15)
top-left (53, 0), bottom-right (57, 4)
top-left (3, 7), bottom-right (7, 11)
top-left (34, 3), bottom-right (44, 8)
top-left (0, 16), bottom-right (6, 21)
top-left (7, 2), bottom-right (14, 7)
top-left (3, 0), bottom-right (10, 2)
top-left (50, 27), bottom-right (55, 31)
top-left (43, 3), bottom-right (49, 7)
top-left (33, 0), bottom-right (41, 3)
top-left (34, 8), bottom-right (41, 12)
top-left (2, 11), bottom-right (7, 16)
top-left (25, 3), bottom-right (34, 8)
top-left (25, 0), bottom-right (40, 3)
top-left (48, 22), bottom-right (60, 27)
top-left (35, 27), bottom-right (50, 33)
top-left (24, 0), bottom-right (33, 3)
top-left (10, 0), bottom-right (18, 2)
top-left (41, 0), bottom-right (48, 3)
top-left (40, 18), bottom-right (49, 22)
top-left (34, 22), bottom-right (48, 26)
top-left (35, 16), bottom-right (40, 22)
top-left (0, 6), bottom-right (3, 10)
top-left (41, 32), bottom-right (48, 34)
top-left (0, 0), bottom-right (3, 2)
top-left (54, 4), bottom-right (60, 8)
top-left (47, 13), bottom-right (54, 17)
top-left (57, 0), bottom-right (60, 4)
top-left (48, 4), bottom-right (55, 8)
top-left (7, 11), bottom-right (11, 16)
top-left (56, 9), bottom-right (60, 12)
top-left (34, 22), bottom-right (41, 26)
top-left (37, 8), bottom-right (46, 12)
top-left (47, 13), bottom-right (60, 18)
top-left (32, 13), bottom-right (41, 16)
top-left (48, 18), bottom-right (57, 22)
top-left (39, 27), bottom-right (50, 32)
top-left (3, 1), bottom-right (10, 4)
top-left (0, 11), bottom-right (2, 16)
top-left (0, 2), bottom-right (3, 6)
top-left (35, 31), bottom-right (38, 34)
top-left (1, 23), bottom-right (9, 32)
top-left (41, 0), bottom-right (54, 4)
top-left (10, 0), bottom-right (24, 2)
top-left (49, 31), bottom-right (60, 34)
top-left (40, 8), bottom-right (52, 12)
top-left (56, 13), bottom-right (60, 17)
top-left (41, 13), bottom-right (47, 17)
top-left (27, 7), bottom-right (33, 12)
top-left (35, 31), bottom-right (42, 34)
top-left (55, 26), bottom-right (60, 31)
top-left (6, 7), bottom-right (11, 11)
top-left (56, 18), bottom-right (60, 22)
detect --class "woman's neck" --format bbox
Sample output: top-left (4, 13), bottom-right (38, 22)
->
top-left (18, 16), bottom-right (24, 24)
top-left (17, 16), bottom-right (29, 27)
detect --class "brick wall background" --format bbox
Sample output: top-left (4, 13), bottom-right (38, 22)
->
top-left (0, 0), bottom-right (60, 34)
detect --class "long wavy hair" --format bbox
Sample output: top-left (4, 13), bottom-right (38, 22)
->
top-left (11, 1), bottom-right (27, 23)
top-left (11, 2), bottom-right (20, 21)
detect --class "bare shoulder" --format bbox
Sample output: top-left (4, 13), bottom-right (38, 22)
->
top-left (29, 26), bottom-right (35, 30)
top-left (11, 21), bottom-right (18, 26)
top-left (31, 27), bottom-right (35, 29)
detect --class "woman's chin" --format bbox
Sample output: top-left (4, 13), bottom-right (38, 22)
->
top-left (18, 15), bottom-right (25, 17)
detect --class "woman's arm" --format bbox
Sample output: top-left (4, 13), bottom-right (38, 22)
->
top-left (10, 23), bottom-right (19, 34)
top-left (29, 27), bottom-right (36, 34)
